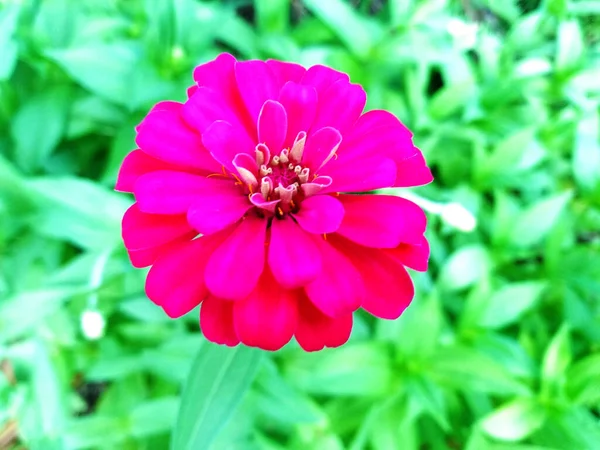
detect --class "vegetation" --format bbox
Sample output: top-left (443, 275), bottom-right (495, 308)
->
top-left (0, 0), bottom-right (599, 448)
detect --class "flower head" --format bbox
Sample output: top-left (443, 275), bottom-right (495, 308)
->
top-left (117, 53), bottom-right (433, 351)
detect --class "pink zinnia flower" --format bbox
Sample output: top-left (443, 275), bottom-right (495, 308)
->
top-left (116, 53), bottom-right (432, 351)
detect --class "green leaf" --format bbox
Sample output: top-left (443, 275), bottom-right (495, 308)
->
top-left (427, 346), bottom-right (529, 395)
top-left (480, 397), bottom-right (546, 441)
top-left (482, 128), bottom-right (538, 178)
top-left (440, 245), bottom-right (492, 291)
top-left (284, 343), bottom-right (392, 397)
top-left (0, 287), bottom-right (83, 344)
top-left (544, 0), bottom-right (568, 17)
top-left (10, 86), bottom-right (71, 172)
top-left (567, 353), bottom-right (600, 406)
top-left (508, 191), bottom-right (572, 248)
top-left (541, 325), bottom-right (571, 398)
top-left (255, 0), bottom-right (289, 33)
top-left (556, 20), bottom-right (584, 72)
top-left (479, 282), bottom-right (547, 329)
top-left (428, 82), bottom-right (475, 120)
top-left (27, 177), bottom-right (129, 249)
top-left (64, 416), bottom-right (129, 449)
top-left (0, 4), bottom-right (19, 80)
top-left (572, 115), bottom-right (600, 193)
top-left (47, 42), bottom-right (140, 106)
top-left (254, 359), bottom-right (326, 427)
top-left (303, 0), bottom-right (376, 59)
top-left (171, 344), bottom-right (262, 450)
top-left (130, 397), bottom-right (179, 438)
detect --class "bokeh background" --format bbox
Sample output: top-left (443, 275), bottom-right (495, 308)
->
top-left (1, 0), bottom-right (599, 448)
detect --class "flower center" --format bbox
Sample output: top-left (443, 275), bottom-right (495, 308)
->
top-left (255, 132), bottom-right (311, 217)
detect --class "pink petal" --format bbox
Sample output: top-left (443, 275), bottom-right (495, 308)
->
top-left (293, 195), bottom-right (344, 234)
top-left (232, 153), bottom-right (258, 188)
top-left (301, 176), bottom-right (332, 197)
top-left (183, 87), bottom-right (254, 142)
top-left (386, 235), bottom-right (430, 272)
top-left (311, 80), bottom-right (366, 135)
top-left (187, 191), bottom-right (251, 235)
top-left (116, 150), bottom-right (181, 193)
top-left (122, 203), bottom-right (193, 250)
top-left (205, 216), bottom-right (267, 300)
top-left (136, 108), bottom-right (220, 173)
top-left (268, 217), bottom-right (322, 288)
top-left (304, 237), bottom-right (363, 317)
top-left (186, 85), bottom-right (198, 98)
top-left (192, 53), bottom-right (254, 134)
top-left (146, 234), bottom-right (226, 318)
top-left (337, 194), bottom-right (426, 248)
top-left (301, 65), bottom-right (349, 95)
top-left (134, 170), bottom-right (234, 214)
top-left (395, 151), bottom-right (434, 187)
top-left (302, 127), bottom-right (342, 172)
top-left (266, 59), bottom-right (306, 87)
top-left (350, 109), bottom-right (413, 139)
top-left (127, 236), bottom-right (190, 268)
top-left (233, 269), bottom-right (298, 351)
top-left (323, 157), bottom-right (396, 193)
top-left (257, 100), bottom-right (287, 154)
top-left (339, 111), bottom-right (416, 163)
top-left (149, 101), bottom-right (181, 113)
top-left (235, 60), bottom-right (278, 122)
top-left (202, 121), bottom-right (255, 171)
top-left (200, 295), bottom-right (240, 346)
top-left (278, 82), bottom-right (318, 148)
top-left (295, 295), bottom-right (353, 352)
top-left (333, 237), bottom-right (414, 320)
top-left (250, 193), bottom-right (280, 212)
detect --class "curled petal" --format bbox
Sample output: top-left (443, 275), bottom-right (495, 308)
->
top-left (250, 193), bottom-right (280, 212)
top-left (301, 176), bottom-right (332, 197)
top-left (302, 127), bottom-right (342, 172)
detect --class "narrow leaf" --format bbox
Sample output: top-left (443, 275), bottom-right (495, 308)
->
top-left (171, 344), bottom-right (262, 450)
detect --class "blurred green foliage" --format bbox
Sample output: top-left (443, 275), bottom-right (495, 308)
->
top-left (1, 0), bottom-right (599, 449)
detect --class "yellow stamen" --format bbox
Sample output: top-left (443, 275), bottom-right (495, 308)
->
top-left (323, 233), bottom-right (327, 240)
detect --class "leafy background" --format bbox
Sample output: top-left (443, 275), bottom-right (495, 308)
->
top-left (1, 0), bottom-right (599, 448)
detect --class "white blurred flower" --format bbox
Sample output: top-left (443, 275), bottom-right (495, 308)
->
top-left (447, 18), bottom-right (479, 49)
top-left (81, 310), bottom-right (106, 340)
top-left (440, 202), bottom-right (477, 232)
